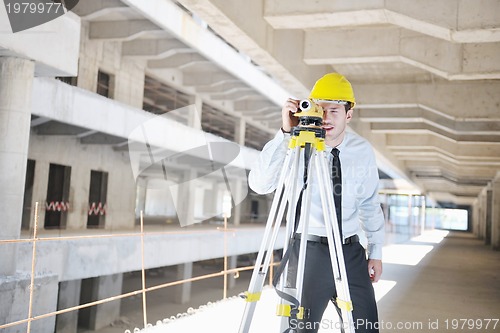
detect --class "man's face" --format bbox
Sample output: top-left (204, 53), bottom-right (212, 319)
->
top-left (318, 101), bottom-right (353, 146)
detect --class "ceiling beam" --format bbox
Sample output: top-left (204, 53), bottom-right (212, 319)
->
top-left (89, 20), bottom-right (162, 41)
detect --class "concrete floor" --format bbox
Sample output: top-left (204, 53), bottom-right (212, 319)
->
top-left (377, 231), bottom-right (500, 332)
top-left (82, 230), bottom-right (500, 333)
top-left (78, 261), bottom-right (255, 333)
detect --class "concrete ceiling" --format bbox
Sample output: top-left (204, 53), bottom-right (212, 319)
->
top-left (60, 0), bottom-right (500, 207)
top-left (173, 0), bottom-right (500, 207)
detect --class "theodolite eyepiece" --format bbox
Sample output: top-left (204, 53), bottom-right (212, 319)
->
top-left (294, 99), bottom-right (324, 127)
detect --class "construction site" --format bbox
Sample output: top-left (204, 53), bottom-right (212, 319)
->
top-left (0, 1), bottom-right (499, 332)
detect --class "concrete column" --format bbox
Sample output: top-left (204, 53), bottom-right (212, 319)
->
top-left (231, 180), bottom-right (244, 226)
top-left (56, 279), bottom-right (82, 333)
top-left (485, 187), bottom-right (493, 245)
top-left (0, 57), bottom-right (35, 275)
top-left (407, 194), bottom-right (413, 235)
top-left (478, 188), bottom-right (487, 240)
top-left (0, 273), bottom-right (58, 333)
top-left (382, 194), bottom-right (391, 233)
top-left (79, 274), bottom-right (123, 330)
top-left (228, 255), bottom-right (238, 289)
top-left (431, 201), bottom-right (436, 229)
top-left (94, 274), bottom-right (123, 329)
top-left (135, 177), bottom-right (147, 220)
top-left (114, 61), bottom-right (146, 109)
top-left (29, 159), bottom-right (49, 230)
top-left (472, 199), bottom-right (479, 237)
top-left (235, 117), bottom-right (246, 145)
top-left (188, 95), bottom-right (202, 130)
top-left (220, 110), bottom-right (248, 223)
top-left (484, 186), bottom-right (493, 245)
top-left (106, 167), bottom-right (137, 230)
top-left (176, 170), bottom-right (197, 226)
top-left (490, 172), bottom-right (500, 250)
top-left (66, 165), bottom-right (90, 230)
top-left (474, 193), bottom-right (482, 239)
top-left (208, 182), bottom-right (219, 217)
top-left (175, 262), bottom-right (193, 304)
top-left (420, 196), bottom-right (426, 234)
top-left (203, 183), bottom-right (217, 218)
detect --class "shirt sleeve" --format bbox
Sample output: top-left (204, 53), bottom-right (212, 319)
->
top-left (358, 147), bottom-right (385, 260)
top-left (248, 130), bottom-right (290, 194)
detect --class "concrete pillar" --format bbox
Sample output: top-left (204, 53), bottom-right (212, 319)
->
top-left (235, 117), bottom-right (246, 145)
top-left (228, 255), bottom-right (238, 289)
top-left (490, 172), bottom-right (500, 250)
top-left (176, 170), bottom-right (197, 226)
top-left (203, 183), bottom-right (216, 218)
top-left (29, 160), bottom-right (49, 230)
top-left (485, 187), bottom-right (493, 245)
top-left (231, 180), bottom-right (244, 226)
top-left (66, 165), bottom-right (90, 229)
top-left (382, 194), bottom-right (389, 225)
top-left (420, 196), bottom-right (426, 234)
top-left (94, 274), bottom-right (123, 329)
top-left (188, 95), bottom-right (202, 130)
top-left (478, 188), bottom-right (487, 240)
top-left (407, 194), bottom-right (413, 235)
top-left (114, 61), bottom-right (146, 109)
top-left (0, 273), bottom-right (58, 333)
top-left (382, 194), bottom-right (392, 233)
top-left (430, 201), bottom-right (436, 230)
top-left (206, 182), bottom-right (219, 217)
top-left (0, 57), bottom-right (35, 275)
top-left (477, 193), bottom-right (483, 238)
top-left (175, 262), bottom-right (193, 304)
top-left (135, 177), bottom-right (147, 219)
top-left (472, 199), bottom-right (479, 237)
top-left (56, 279), bottom-right (82, 333)
top-left (79, 274), bottom-right (123, 330)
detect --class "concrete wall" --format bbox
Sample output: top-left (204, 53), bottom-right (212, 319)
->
top-left (78, 274), bottom-right (123, 331)
top-left (77, 21), bottom-right (146, 109)
top-left (55, 279), bottom-right (81, 333)
top-left (14, 226), bottom-right (284, 282)
top-left (0, 273), bottom-right (58, 333)
top-left (0, 7), bottom-right (80, 76)
top-left (27, 134), bottom-right (137, 230)
top-left (0, 8), bottom-right (261, 332)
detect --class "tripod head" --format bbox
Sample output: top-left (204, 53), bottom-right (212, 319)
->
top-left (290, 99), bottom-right (326, 150)
top-left (294, 99), bottom-right (324, 128)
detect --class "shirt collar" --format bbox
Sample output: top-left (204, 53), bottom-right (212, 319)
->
top-left (327, 132), bottom-right (349, 153)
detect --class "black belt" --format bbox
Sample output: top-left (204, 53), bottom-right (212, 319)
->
top-left (294, 233), bottom-right (359, 245)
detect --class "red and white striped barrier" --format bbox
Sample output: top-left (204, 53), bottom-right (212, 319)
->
top-left (45, 201), bottom-right (70, 212)
top-left (88, 202), bottom-right (107, 216)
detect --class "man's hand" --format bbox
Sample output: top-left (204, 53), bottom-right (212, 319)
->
top-left (281, 98), bottom-right (300, 132)
top-left (368, 259), bottom-right (382, 283)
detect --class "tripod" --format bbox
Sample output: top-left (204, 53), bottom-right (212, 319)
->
top-left (239, 103), bottom-right (355, 333)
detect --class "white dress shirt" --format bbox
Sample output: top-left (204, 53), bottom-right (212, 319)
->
top-left (248, 129), bottom-right (385, 260)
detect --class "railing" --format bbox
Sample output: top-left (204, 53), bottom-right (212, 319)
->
top-left (0, 202), bottom-right (276, 332)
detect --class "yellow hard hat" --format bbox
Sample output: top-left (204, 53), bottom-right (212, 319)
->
top-left (309, 73), bottom-right (356, 107)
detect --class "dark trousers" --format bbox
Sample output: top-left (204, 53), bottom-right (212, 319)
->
top-left (287, 240), bottom-right (379, 333)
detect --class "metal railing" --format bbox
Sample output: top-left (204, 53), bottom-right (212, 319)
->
top-left (0, 202), bottom-right (277, 332)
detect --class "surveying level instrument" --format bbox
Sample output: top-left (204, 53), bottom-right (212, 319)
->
top-left (239, 99), bottom-right (355, 333)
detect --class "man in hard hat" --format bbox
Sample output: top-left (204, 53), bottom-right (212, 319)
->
top-left (249, 73), bottom-right (384, 332)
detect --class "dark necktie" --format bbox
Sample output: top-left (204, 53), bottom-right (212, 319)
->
top-left (331, 148), bottom-right (342, 237)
